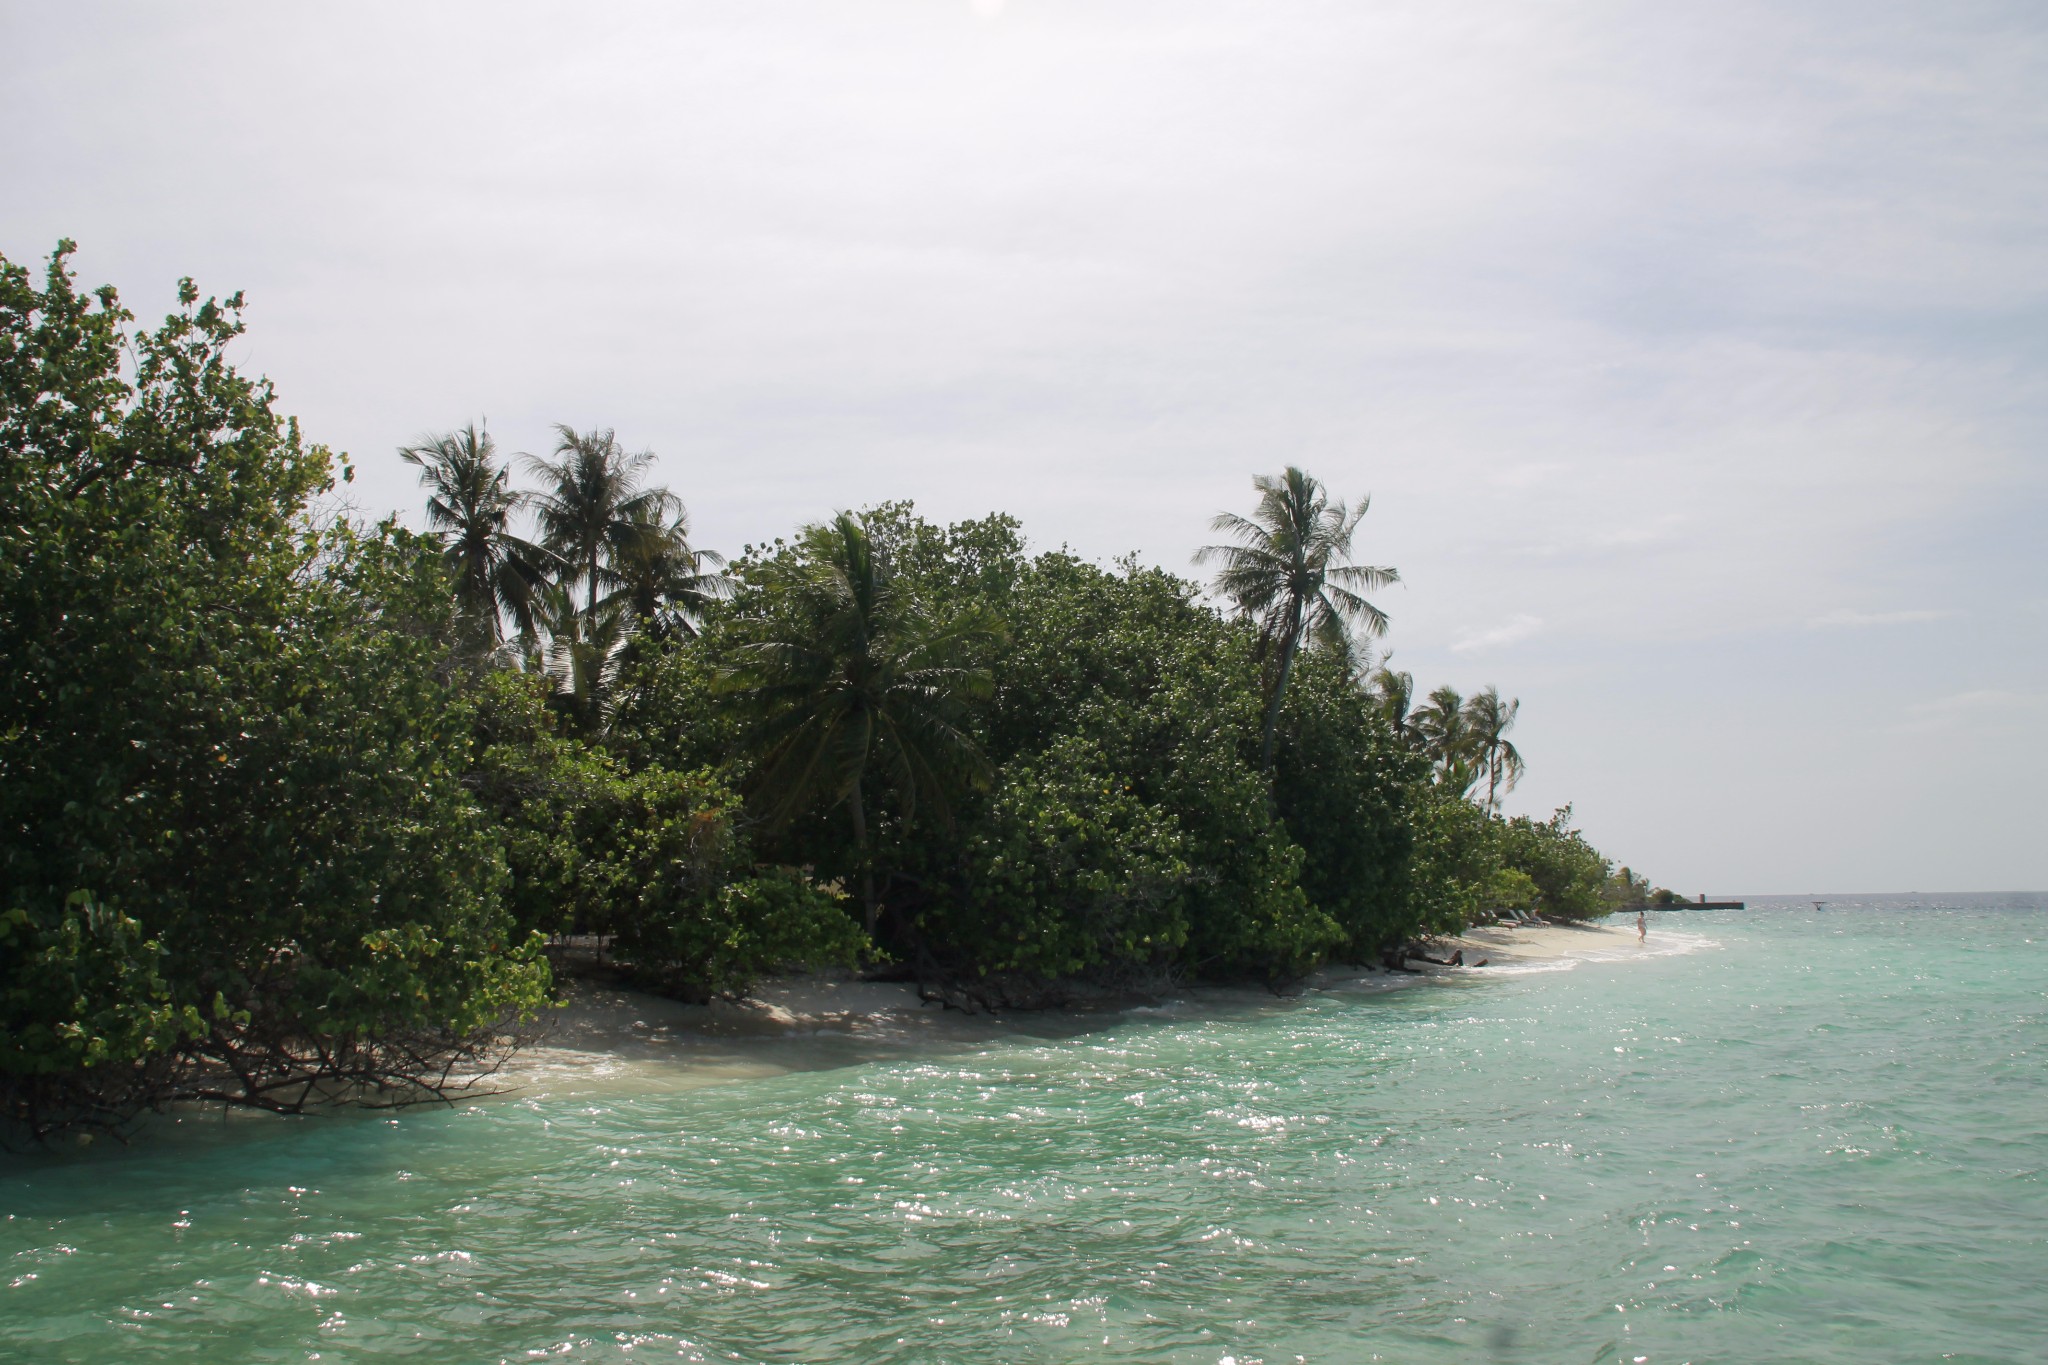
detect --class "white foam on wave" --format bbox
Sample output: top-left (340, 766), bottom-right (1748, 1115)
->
top-left (1589, 929), bottom-right (1722, 961)
top-left (1470, 956), bottom-right (1582, 977)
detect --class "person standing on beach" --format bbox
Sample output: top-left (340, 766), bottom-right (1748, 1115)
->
top-left (1637, 910), bottom-right (1647, 943)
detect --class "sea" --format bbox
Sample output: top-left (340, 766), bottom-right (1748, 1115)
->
top-left (4, 894), bottom-right (2044, 1363)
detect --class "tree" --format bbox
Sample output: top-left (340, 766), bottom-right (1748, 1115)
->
top-left (607, 501), bottom-right (728, 640)
top-left (1, 244), bottom-right (547, 1140)
top-left (1462, 686), bottom-right (1524, 813)
top-left (467, 671), bottom-right (866, 998)
top-left (530, 581), bottom-right (629, 733)
top-left (524, 425), bottom-right (679, 622)
top-left (961, 547), bottom-right (1340, 985)
top-left (1497, 806), bottom-right (1611, 919)
top-left (399, 422), bottom-right (553, 647)
top-left (1269, 648), bottom-right (1423, 959)
top-left (719, 512), bottom-right (998, 933)
top-left (1195, 466), bottom-right (1398, 768)
top-left (1369, 666), bottom-right (1422, 751)
top-left (1413, 684), bottom-right (1478, 793)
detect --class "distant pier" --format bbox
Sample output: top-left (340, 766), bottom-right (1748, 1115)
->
top-left (1656, 894), bottom-right (1745, 910)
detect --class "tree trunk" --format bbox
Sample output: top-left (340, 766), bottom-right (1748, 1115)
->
top-left (1257, 614), bottom-right (1302, 771)
top-left (849, 775), bottom-right (878, 934)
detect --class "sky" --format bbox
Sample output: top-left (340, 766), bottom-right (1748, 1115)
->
top-left (4, 1), bottom-right (2043, 894)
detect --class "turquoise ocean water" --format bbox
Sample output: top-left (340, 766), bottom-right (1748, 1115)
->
top-left (4, 895), bottom-right (2044, 1363)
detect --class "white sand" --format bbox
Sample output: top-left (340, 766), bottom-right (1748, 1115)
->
top-left (503, 918), bottom-right (1658, 1094)
top-left (500, 972), bottom-right (1064, 1093)
top-left (1446, 917), bottom-right (1646, 963)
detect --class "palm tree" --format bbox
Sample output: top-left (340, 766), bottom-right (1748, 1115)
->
top-left (1413, 684), bottom-right (1478, 794)
top-left (529, 581), bottom-right (629, 733)
top-left (607, 502), bottom-right (730, 640)
top-left (1196, 467), bottom-right (1399, 768)
top-left (1369, 666), bottom-right (1422, 751)
top-left (1462, 686), bottom-right (1524, 813)
top-left (524, 425), bottom-right (681, 623)
top-left (398, 422), bottom-right (552, 646)
top-left (719, 512), bottom-right (997, 933)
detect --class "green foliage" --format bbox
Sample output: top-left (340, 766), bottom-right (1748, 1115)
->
top-left (0, 894), bottom-right (199, 1078)
top-left (399, 422), bottom-right (552, 648)
top-left (1496, 806), bottom-right (1614, 920)
top-left (1196, 467), bottom-right (1398, 767)
top-left (469, 668), bottom-right (871, 995)
top-left (6, 239), bottom-right (1655, 1141)
top-left (1401, 784), bottom-right (1505, 934)
top-left (469, 670), bottom-right (636, 941)
top-left (0, 244), bottom-right (547, 1137)
top-left (615, 868), bottom-right (867, 1003)
top-left (716, 511), bottom-right (1001, 930)
top-left (519, 424), bottom-right (713, 730)
top-left (943, 737), bottom-right (1192, 982)
top-left (1486, 867), bottom-right (1542, 912)
top-left (971, 550), bottom-right (1339, 981)
top-left (608, 637), bottom-right (745, 775)
top-left (1399, 797), bottom-right (1617, 929)
top-left (1269, 648), bottom-right (1422, 958)
top-left (1606, 866), bottom-right (1686, 910)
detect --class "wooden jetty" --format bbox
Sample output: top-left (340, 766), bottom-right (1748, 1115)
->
top-left (1644, 895), bottom-right (1745, 911)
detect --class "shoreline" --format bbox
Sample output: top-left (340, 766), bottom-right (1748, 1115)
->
top-left (504, 918), bottom-right (1667, 1091)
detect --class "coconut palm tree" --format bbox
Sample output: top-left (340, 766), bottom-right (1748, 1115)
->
top-left (398, 422), bottom-right (552, 646)
top-left (719, 512), bottom-right (997, 932)
top-left (606, 503), bottom-right (730, 641)
top-left (1195, 467), bottom-right (1398, 768)
top-left (1369, 666), bottom-right (1422, 751)
top-left (529, 580), bottom-right (629, 733)
top-left (1463, 686), bottom-right (1524, 813)
top-left (524, 425), bottom-right (681, 623)
top-left (1413, 684), bottom-right (1478, 794)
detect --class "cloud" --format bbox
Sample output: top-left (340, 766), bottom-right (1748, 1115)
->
top-left (1894, 688), bottom-right (2048, 735)
top-left (1908, 689), bottom-right (2042, 716)
top-left (1451, 614), bottom-right (1543, 653)
top-left (4, 1), bottom-right (2040, 889)
top-left (1808, 608), bottom-right (1953, 628)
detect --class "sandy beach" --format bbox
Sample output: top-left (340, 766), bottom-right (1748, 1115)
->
top-left (1437, 916), bottom-right (1645, 965)
top-left (504, 917), bottom-right (1660, 1090)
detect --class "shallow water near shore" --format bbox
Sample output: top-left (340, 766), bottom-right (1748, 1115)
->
top-left (5, 895), bottom-right (2045, 1363)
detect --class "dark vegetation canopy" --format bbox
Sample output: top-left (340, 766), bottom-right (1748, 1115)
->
top-left (1, 246), bottom-right (1668, 1142)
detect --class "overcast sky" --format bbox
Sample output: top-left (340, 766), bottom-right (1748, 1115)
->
top-left (5, 1), bottom-right (2043, 894)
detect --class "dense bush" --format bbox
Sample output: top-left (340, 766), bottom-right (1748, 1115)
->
top-left (1, 247), bottom-right (548, 1138)
top-left (951, 736), bottom-right (1193, 982)
top-left (977, 553), bottom-right (1339, 981)
top-left (1269, 648), bottom-right (1423, 956)
top-left (614, 867), bottom-right (867, 1003)
top-left (469, 668), bottom-right (869, 995)
top-left (618, 507), bottom-right (1646, 987)
top-left (1495, 806), bottom-right (1616, 920)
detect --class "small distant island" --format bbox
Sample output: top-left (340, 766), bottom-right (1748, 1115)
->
top-left (0, 244), bottom-right (1679, 1144)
